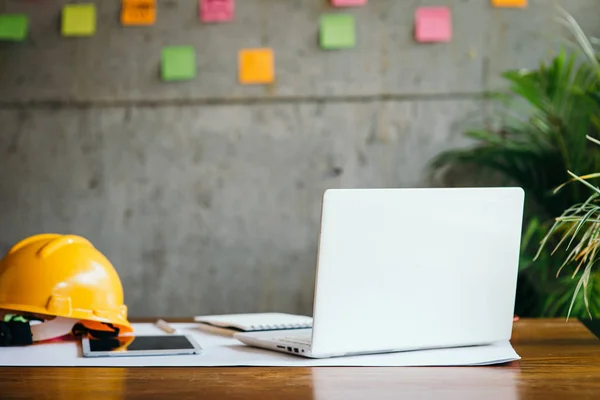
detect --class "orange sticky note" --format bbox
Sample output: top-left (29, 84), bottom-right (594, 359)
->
top-left (491, 0), bottom-right (527, 8)
top-left (239, 48), bottom-right (274, 84)
top-left (122, 0), bottom-right (156, 26)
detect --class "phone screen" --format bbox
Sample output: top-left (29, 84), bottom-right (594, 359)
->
top-left (88, 335), bottom-right (196, 352)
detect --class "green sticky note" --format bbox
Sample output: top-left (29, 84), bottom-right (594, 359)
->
top-left (62, 4), bottom-right (96, 37)
top-left (320, 14), bottom-right (356, 49)
top-left (0, 14), bottom-right (29, 41)
top-left (161, 46), bottom-right (196, 81)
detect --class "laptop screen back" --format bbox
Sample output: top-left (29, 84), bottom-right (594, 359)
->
top-left (310, 187), bottom-right (524, 357)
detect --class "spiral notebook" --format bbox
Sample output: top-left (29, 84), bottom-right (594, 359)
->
top-left (194, 313), bottom-right (313, 332)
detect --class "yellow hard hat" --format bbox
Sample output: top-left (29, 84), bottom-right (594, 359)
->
top-left (0, 233), bottom-right (132, 338)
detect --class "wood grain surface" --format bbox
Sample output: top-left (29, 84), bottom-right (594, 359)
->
top-left (1, 318), bottom-right (599, 399)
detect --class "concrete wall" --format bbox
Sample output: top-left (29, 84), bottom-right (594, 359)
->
top-left (0, 0), bottom-right (598, 317)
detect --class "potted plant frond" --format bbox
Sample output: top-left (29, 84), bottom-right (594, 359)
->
top-left (429, 7), bottom-right (600, 318)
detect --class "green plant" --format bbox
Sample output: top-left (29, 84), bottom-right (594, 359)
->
top-left (429, 8), bottom-right (600, 318)
top-left (536, 142), bottom-right (600, 318)
top-left (534, 8), bottom-right (600, 319)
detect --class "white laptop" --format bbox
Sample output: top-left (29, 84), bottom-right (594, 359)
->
top-left (234, 187), bottom-right (525, 358)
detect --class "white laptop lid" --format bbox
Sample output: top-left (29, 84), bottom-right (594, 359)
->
top-left (310, 187), bottom-right (524, 357)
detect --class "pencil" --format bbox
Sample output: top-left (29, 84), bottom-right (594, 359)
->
top-left (154, 319), bottom-right (177, 334)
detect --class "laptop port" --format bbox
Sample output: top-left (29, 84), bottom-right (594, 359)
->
top-left (294, 348), bottom-right (299, 353)
top-left (287, 347), bottom-right (292, 352)
top-left (277, 346), bottom-right (285, 349)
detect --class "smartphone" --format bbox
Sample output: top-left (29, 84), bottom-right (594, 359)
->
top-left (81, 334), bottom-right (203, 358)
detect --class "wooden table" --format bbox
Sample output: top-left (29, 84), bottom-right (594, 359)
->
top-left (1, 318), bottom-right (599, 399)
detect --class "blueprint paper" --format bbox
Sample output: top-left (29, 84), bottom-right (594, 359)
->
top-left (0, 323), bottom-right (520, 367)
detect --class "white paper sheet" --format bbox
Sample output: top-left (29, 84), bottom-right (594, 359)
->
top-left (0, 323), bottom-right (520, 367)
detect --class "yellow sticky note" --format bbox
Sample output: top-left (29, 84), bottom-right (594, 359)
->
top-left (62, 4), bottom-right (96, 36)
top-left (122, 0), bottom-right (156, 26)
top-left (239, 48), bottom-right (274, 85)
top-left (491, 0), bottom-right (527, 8)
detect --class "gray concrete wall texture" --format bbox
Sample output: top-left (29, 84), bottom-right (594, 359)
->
top-left (0, 0), bottom-right (598, 317)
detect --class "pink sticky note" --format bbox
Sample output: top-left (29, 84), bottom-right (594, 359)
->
top-left (200, 0), bottom-right (234, 22)
top-left (331, 0), bottom-right (367, 6)
top-left (415, 7), bottom-right (452, 43)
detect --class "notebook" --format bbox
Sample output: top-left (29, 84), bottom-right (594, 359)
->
top-left (193, 313), bottom-right (313, 332)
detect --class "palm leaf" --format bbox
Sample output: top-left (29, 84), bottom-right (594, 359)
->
top-left (428, 8), bottom-right (600, 318)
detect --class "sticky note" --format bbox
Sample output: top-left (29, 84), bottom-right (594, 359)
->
top-left (491, 0), bottom-right (527, 7)
top-left (62, 4), bottom-right (96, 37)
top-left (320, 14), bottom-right (356, 49)
top-left (122, 0), bottom-right (157, 26)
top-left (331, 0), bottom-right (367, 6)
top-left (200, 0), bottom-right (234, 22)
top-left (0, 14), bottom-right (29, 41)
top-left (239, 48), bottom-right (274, 84)
top-left (161, 46), bottom-right (196, 81)
top-left (415, 7), bottom-right (452, 43)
